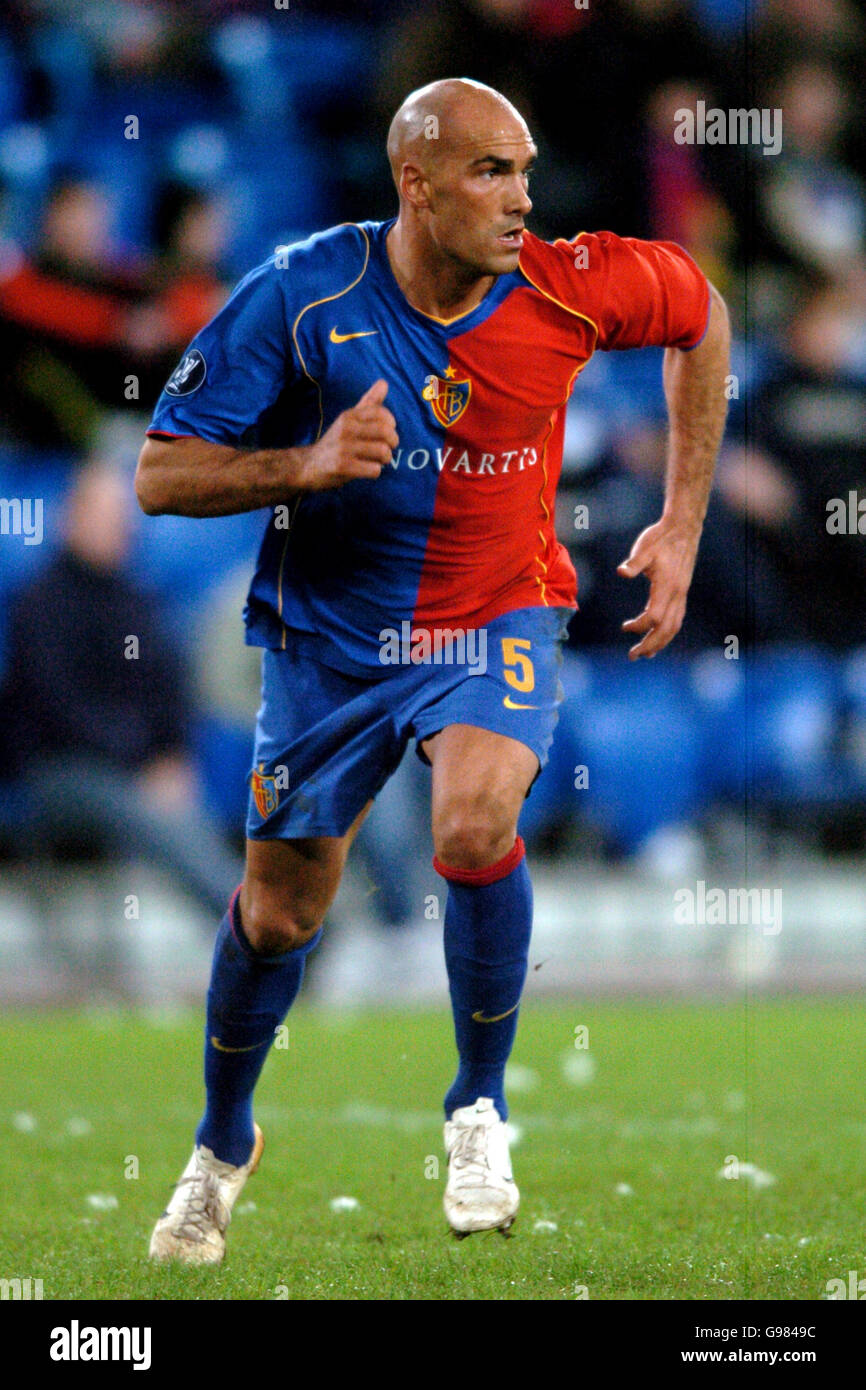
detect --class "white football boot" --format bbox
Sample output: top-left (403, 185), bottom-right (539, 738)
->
top-left (148, 1124), bottom-right (264, 1265)
top-left (443, 1097), bottom-right (519, 1237)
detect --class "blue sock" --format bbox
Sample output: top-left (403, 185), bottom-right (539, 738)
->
top-left (434, 837), bottom-right (532, 1121)
top-left (196, 888), bottom-right (321, 1165)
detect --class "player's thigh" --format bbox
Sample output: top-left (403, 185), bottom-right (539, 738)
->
top-left (422, 724), bottom-right (538, 869)
top-left (240, 800), bottom-right (372, 951)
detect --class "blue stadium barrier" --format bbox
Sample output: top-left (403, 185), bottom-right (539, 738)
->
top-left (749, 645), bottom-right (843, 800)
top-left (691, 644), bottom-right (847, 807)
top-left (126, 506), bottom-right (265, 599)
top-left (0, 778), bottom-right (30, 844)
top-left (839, 646), bottom-right (866, 795)
top-left (692, 0), bottom-right (753, 39)
top-left (689, 647), bottom-right (748, 801)
top-left (519, 649), bottom-right (702, 853)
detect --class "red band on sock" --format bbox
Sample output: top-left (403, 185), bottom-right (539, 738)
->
top-left (433, 836), bottom-right (525, 887)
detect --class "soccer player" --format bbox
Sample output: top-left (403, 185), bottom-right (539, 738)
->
top-left (138, 78), bottom-right (729, 1261)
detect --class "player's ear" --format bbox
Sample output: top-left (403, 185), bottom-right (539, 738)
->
top-left (400, 162), bottom-right (432, 211)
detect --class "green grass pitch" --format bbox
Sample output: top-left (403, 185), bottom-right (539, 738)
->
top-left (0, 999), bottom-right (862, 1301)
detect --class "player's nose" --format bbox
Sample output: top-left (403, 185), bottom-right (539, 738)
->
top-left (508, 177), bottom-right (532, 218)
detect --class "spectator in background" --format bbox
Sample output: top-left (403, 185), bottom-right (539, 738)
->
top-left (0, 177), bottom-right (135, 449)
top-left (641, 79), bottom-right (738, 295)
top-left (374, 0), bottom-right (562, 237)
top-left (378, 1), bottom-right (537, 143)
top-left (376, 0), bottom-right (724, 238)
top-left (758, 61), bottom-right (866, 282)
top-left (150, 181), bottom-right (229, 337)
top-left (725, 282), bottom-right (866, 651)
top-left (560, 415), bottom-right (798, 653)
top-left (0, 177), bottom-right (169, 451)
top-left (136, 181), bottom-right (231, 406)
top-left (528, 0), bottom-right (724, 234)
top-left (0, 456), bottom-right (243, 916)
top-left (745, 0), bottom-right (866, 94)
top-left (0, 175), bottom-right (222, 453)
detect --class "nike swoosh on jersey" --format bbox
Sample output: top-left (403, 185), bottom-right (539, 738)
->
top-left (210, 1035), bottom-right (269, 1054)
top-left (503, 695), bottom-right (540, 710)
top-left (471, 1003), bottom-right (520, 1024)
top-left (329, 327), bottom-right (379, 342)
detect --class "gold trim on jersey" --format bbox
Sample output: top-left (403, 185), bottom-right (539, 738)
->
top-left (518, 235), bottom-right (602, 606)
top-left (290, 222), bottom-right (371, 441)
top-left (532, 413), bottom-right (559, 605)
top-left (408, 299), bottom-right (492, 327)
top-left (278, 225), bottom-right (372, 643)
top-left (517, 242), bottom-right (601, 344)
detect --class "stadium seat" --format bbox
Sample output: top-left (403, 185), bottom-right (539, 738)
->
top-left (692, 644), bottom-right (847, 809)
top-left (224, 134), bottom-right (332, 264)
top-left (689, 647), bottom-right (748, 801)
top-left (521, 649), bottom-right (703, 854)
top-left (0, 123), bottom-right (52, 248)
top-left (125, 507), bottom-right (267, 640)
top-left (840, 646), bottom-right (866, 795)
top-left (749, 646), bottom-right (843, 802)
top-left (212, 14), bottom-right (374, 128)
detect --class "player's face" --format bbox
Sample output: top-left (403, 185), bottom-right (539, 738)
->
top-left (426, 126), bottom-right (535, 277)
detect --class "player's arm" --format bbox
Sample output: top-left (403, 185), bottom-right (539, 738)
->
top-left (135, 380), bottom-right (398, 517)
top-left (618, 283), bottom-right (730, 660)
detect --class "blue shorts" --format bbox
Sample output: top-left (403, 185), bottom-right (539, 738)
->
top-left (246, 605), bottom-right (575, 839)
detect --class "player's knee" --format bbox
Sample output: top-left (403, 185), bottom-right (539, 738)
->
top-left (433, 793), bottom-right (517, 872)
top-left (241, 889), bottom-right (323, 955)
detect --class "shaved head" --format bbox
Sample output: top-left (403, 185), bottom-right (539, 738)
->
top-left (387, 78), bottom-right (531, 187)
top-left (385, 78), bottom-right (535, 301)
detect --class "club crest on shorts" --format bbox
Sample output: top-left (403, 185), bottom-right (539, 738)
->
top-left (250, 763), bottom-right (279, 818)
top-left (422, 366), bottom-right (471, 427)
top-left (165, 348), bottom-right (206, 396)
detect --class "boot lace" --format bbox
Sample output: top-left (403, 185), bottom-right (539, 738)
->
top-left (451, 1124), bottom-right (492, 1187)
top-left (171, 1170), bottom-right (228, 1244)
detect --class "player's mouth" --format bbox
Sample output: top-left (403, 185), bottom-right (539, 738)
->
top-left (497, 227), bottom-right (524, 250)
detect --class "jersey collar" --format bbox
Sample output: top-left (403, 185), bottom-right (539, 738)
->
top-left (369, 218), bottom-right (519, 337)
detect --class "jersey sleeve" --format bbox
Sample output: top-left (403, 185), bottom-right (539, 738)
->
top-left (147, 256), bottom-right (296, 444)
top-left (560, 230), bottom-right (710, 352)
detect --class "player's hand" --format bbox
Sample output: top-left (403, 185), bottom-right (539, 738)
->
top-left (617, 516), bottom-right (702, 661)
top-left (297, 379), bottom-right (398, 491)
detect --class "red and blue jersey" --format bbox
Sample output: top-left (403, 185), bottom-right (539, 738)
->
top-left (147, 218), bottom-right (709, 674)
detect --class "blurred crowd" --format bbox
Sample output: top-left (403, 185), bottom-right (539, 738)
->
top-left (3, 0), bottom-right (866, 908)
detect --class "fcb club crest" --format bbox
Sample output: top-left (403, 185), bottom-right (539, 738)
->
top-left (251, 764), bottom-right (279, 819)
top-left (422, 366), bottom-right (471, 428)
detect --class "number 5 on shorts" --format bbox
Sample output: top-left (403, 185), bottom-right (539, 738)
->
top-left (501, 637), bottom-right (535, 693)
